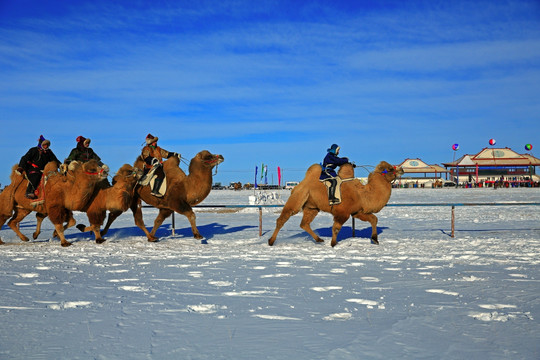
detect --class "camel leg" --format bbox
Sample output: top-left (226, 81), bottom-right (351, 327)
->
top-left (33, 213), bottom-right (47, 240)
top-left (7, 208), bottom-right (32, 242)
top-left (0, 211), bottom-right (15, 244)
top-left (53, 224), bottom-right (71, 247)
top-left (48, 206), bottom-right (72, 247)
top-left (100, 210), bottom-right (122, 237)
top-left (131, 201), bottom-right (157, 242)
top-left (184, 209), bottom-right (203, 240)
top-left (331, 215), bottom-right (349, 247)
top-left (300, 207), bottom-right (324, 243)
top-left (52, 211), bottom-right (75, 238)
top-left (354, 213), bottom-right (379, 245)
top-left (91, 225), bottom-right (106, 244)
top-left (268, 189), bottom-right (309, 246)
top-left (149, 208), bottom-right (176, 239)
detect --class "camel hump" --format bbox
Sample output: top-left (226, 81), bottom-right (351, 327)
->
top-left (163, 156), bottom-right (186, 180)
top-left (9, 164), bottom-right (22, 183)
top-left (304, 164), bottom-right (323, 180)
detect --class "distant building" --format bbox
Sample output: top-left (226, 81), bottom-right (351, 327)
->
top-left (442, 147), bottom-right (540, 184)
top-left (394, 158), bottom-right (450, 187)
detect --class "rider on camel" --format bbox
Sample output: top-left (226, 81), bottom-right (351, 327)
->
top-left (66, 136), bottom-right (103, 165)
top-left (18, 135), bottom-right (60, 199)
top-left (319, 144), bottom-right (350, 204)
top-left (141, 134), bottom-right (179, 197)
top-left (65, 136), bottom-right (109, 176)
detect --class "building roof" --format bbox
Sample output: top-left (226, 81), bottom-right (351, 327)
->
top-left (397, 158), bottom-right (449, 174)
top-left (442, 147), bottom-right (540, 167)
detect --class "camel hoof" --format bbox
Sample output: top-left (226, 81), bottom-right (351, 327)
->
top-left (268, 239), bottom-right (275, 246)
top-left (96, 238), bottom-right (106, 244)
top-left (21, 236), bottom-right (30, 242)
top-left (316, 237), bottom-right (325, 243)
top-left (331, 240), bottom-right (337, 247)
top-left (194, 234), bottom-right (203, 240)
top-left (371, 236), bottom-right (379, 245)
top-left (61, 241), bottom-right (72, 247)
top-left (148, 237), bottom-right (159, 242)
top-left (32, 233), bottom-right (39, 240)
top-left (76, 224), bottom-right (86, 232)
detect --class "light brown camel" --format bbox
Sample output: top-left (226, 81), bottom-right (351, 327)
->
top-left (44, 159), bottom-right (106, 247)
top-left (268, 161), bottom-right (404, 247)
top-left (75, 164), bottom-right (143, 243)
top-left (0, 162), bottom-right (73, 244)
top-left (118, 150), bottom-right (224, 242)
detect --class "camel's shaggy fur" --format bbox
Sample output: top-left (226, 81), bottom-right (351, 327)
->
top-left (0, 162), bottom-right (65, 244)
top-left (76, 164), bottom-right (143, 243)
top-left (268, 161), bottom-right (404, 247)
top-left (44, 159), bottom-right (106, 247)
top-left (128, 150), bottom-right (224, 241)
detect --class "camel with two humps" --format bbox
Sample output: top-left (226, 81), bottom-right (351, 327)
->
top-left (43, 159), bottom-right (107, 247)
top-left (0, 162), bottom-right (76, 244)
top-left (268, 161), bottom-right (404, 247)
top-left (100, 150), bottom-right (224, 242)
top-left (75, 164), bottom-right (143, 243)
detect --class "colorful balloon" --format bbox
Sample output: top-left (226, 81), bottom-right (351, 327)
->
top-left (489, 138), bottom-right (496, 146)
top-left (525, 144), bottom-right (533, 151)
top-left (452, 144), bottom-right (459, 151)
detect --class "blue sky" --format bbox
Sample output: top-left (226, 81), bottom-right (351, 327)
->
top-left (1, 0), bottom-right (539, 186)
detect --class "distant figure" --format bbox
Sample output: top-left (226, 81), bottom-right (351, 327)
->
top-left (319, 144), bottom-right (350, 204)
top-left (18, 135), bottom-right (60, 199)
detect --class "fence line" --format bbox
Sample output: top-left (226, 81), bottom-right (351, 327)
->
top-left (147, 202), bottom-right (540, 239)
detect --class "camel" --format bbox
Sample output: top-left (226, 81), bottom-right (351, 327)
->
top-left (44, 159), bottom-right (106, 247)
top-left (101, 150), bottom-right (224, 242)
top-left (268, 161), bottom-right (404, 247)
top-left (0, 162), bottom-right (72, 244)
top-left (75, 164), bottom-right (143, 243)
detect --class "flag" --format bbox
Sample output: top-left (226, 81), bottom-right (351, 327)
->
top-left (277, 167), bottom-right (282, 186)
top-left (264, 165), bottom-right (268, 185)
top-left (254, 166), bottom-right (258, 188)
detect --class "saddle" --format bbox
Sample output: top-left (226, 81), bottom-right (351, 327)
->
top-left (321, 176), bottom-right (354, 205)
top-left (29, 175), bottom-right (46, 206)
top-left (139, 165), bottom-right (167, 197)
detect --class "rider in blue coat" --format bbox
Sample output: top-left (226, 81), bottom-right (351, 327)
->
top-left (320, 144), bottom-right (350, 204)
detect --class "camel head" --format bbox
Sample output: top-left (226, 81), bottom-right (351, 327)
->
top-left (372, 161), bottom-right (404, 183)
top-left (190, 150), bottom-right (224, 172)
top-left (69, 160), bottom-right (107, 180)
top-left (112, 164), bottom-right (143, 185)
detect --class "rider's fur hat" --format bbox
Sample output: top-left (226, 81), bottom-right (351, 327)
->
top-left (77, 136), bottom-right (91, 147)
top-left (38, 135), bottom-right (50, 149)
top-left (146, 134), bottom-right (158, 145)
top-left (327, 144), bottom-right (340, 154)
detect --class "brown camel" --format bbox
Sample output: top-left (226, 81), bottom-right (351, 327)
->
top-left (118, 150), bottom-right (224, 242)
top-left (75, 164), bottom-right (143, 243)
top-left (0, 162), bottom-right (73, 244)
top-left (268, 161), bottom-right (404, 247)
top-left (44, 159), bottom-right (106, 247)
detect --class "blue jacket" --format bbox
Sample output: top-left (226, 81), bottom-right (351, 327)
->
top-left (320, 153), bottom-right (349, 180)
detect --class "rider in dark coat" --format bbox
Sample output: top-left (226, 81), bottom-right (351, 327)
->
top-left (319, 144), bottom-right (350, 204)
top-left (18, 135), bottom-right (60, 199)
top-left (320, 144), bottom-right (349, 180)
top-left (65, 136), bottom-right (103, 165)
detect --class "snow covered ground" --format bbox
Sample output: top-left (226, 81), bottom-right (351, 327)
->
top-left (1, 188), bottom-right (539, 359)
